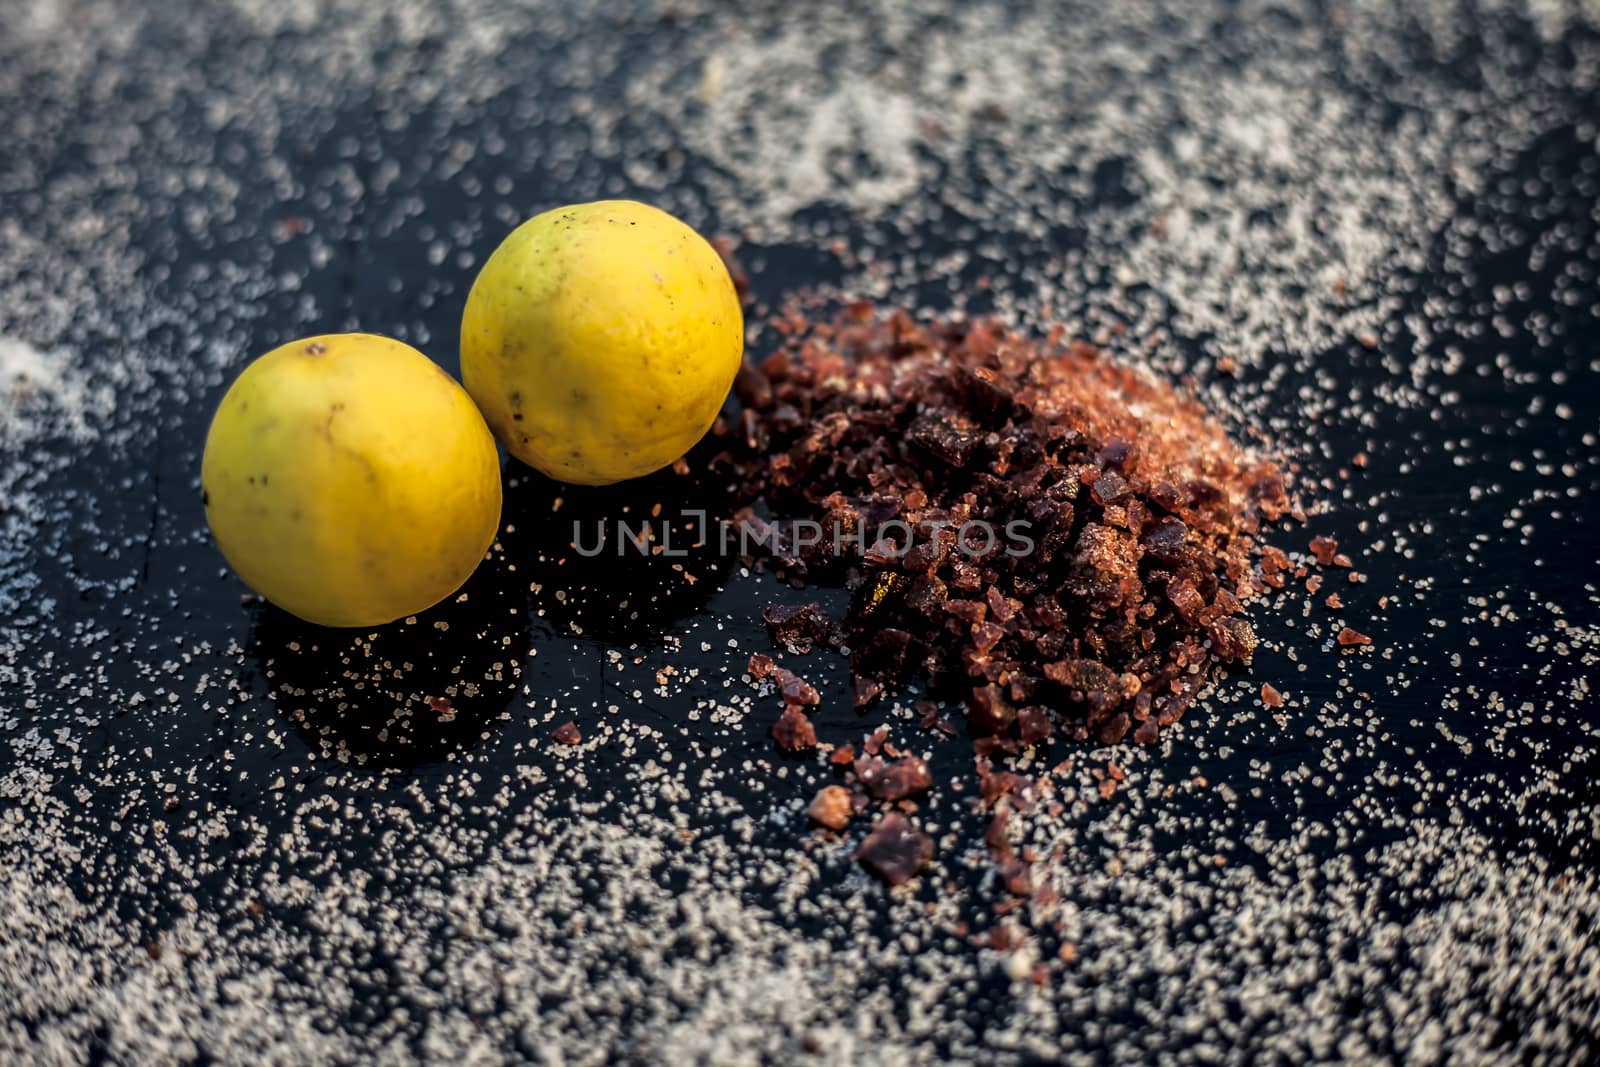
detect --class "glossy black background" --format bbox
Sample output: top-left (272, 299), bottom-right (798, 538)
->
top-left (3, 1), bottom-right (1598, 1058)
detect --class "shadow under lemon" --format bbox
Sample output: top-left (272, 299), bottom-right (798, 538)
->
top-left (251, 539), bottom-right (530, 770)
top-left (498, 437), bottom-right (743, 645)
top-left (251, 437), bottom-right (745, 765)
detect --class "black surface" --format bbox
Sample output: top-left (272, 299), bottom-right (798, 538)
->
top-left (2, 1), bottom-right (1598, 1061)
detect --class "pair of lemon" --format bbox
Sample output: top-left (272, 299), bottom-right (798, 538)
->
top-left (202, 201), bottom-right (744, 627)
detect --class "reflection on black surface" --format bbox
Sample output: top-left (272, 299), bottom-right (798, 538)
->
top-left (252, 541), bottom-right (529, 769)
top-left (499, 441), bottom-right (742, 643)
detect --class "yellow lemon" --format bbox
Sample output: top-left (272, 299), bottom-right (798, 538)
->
top-left (460, 200), bottom-right (743, 485)
top-left (201, 333), bottom-right (502, 628)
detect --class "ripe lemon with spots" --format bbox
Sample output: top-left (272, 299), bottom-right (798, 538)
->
top-left (201, 333), bottom-right (502, 628)
top-left (460, 200), bottom-right (743, 485)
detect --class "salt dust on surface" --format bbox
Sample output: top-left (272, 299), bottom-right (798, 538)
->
top-left (1, 0), bottom-right (1598, 1064)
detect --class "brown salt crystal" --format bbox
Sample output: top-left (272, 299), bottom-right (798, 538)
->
top-left (853, 677), bottom-right (884, 708)
top-left (1337, 627), bottom-right (1373, 647)
top-left (1016, 705), bottom-right (1053, 745)
top-left (807, 785), bottom-right (853, 830)
top-left (726, 306), bottom-right (1307, 817)
top-left (998, 857), bottom-right (1034, 897)
top-left (856, 755), bottom-right (933, 801)
top-left (771, 706), bottom-right (817, 751)
top-left (967, 683), bottom-right (1017, 734)
top-left (855, 813), bottom-right (933, 886)
top-left (977, 760), bottom-right (1028, 807)
top-left (984, 807), bottom-right (1012, 855)
top-left (985, 925), bottom-right (1021, 951)
top-left (763, 602), bottom-right (840, 654)
top-left (1261, 683), bottom-right (1284, 708)
top-left (771, 666), bottom-right (820, 706)
top-left (1166, 579), bottom-right (1206, 623)
top-left (1309, 535), bottom-right (1339, 566)
top-left (733, 360), bottom-right (772, 410)
top-left (552, 721), bottom-right (582, 745)
top-left (1209, 617), bottom-right (1258, 663)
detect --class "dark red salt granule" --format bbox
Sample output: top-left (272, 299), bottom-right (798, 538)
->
top-left (771, 705), bottom-right (817, 751)
top-left (998, 857), bottom-right (1034, 897)
top-left (716, 299), bottom-right (1358, 902)
top-left (763, 602), bottom-right (842, 654)
top-left (976, 757), bottom-right (1034, 809)
top-left (1337, 627), bottom-right (1373, 647)
top-left (771, 666), bottom-right (820, 706)
top-left (551, 721), bottom-right (582, 745)
top-left (751, 652), bottom-right (823, 706)
top-left (855, 812), bottom-right (934, 886)
top-left (855, 754), bottom-right (933, 801)
top-left (985, 807), bottom-right (1012, 854)
top-left (722, 307), bottom-right (1301, 748)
